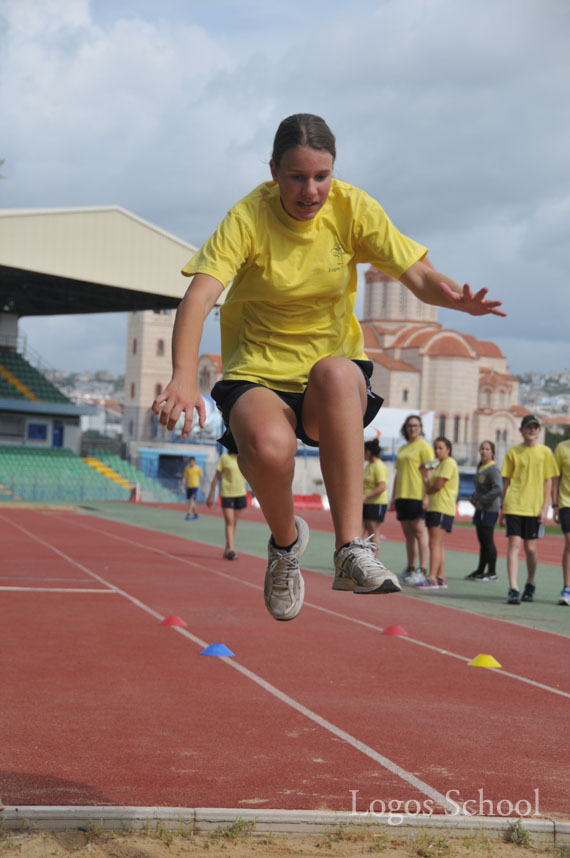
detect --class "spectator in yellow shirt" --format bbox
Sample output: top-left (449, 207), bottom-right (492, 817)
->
top-left (500, 415), bottom-right (559, 605)
top-left (389, 414), bottom-right (434, 585)
top-left (416, 437), bottom-right (458, 591)
top-left (180, 456), bottom-right (203, 520)
top-left (362, 439), bottom-right (388, 547)
top-left (207, 452), bottom-right (247, 560)
top-left (553, 437), bottom-right (570, 606)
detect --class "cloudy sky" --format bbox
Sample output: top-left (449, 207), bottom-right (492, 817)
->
top-left (1, 0), bottom-right (569, 375)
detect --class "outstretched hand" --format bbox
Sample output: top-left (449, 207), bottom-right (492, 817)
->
top-left (439, 282), bottom-right (506, 317)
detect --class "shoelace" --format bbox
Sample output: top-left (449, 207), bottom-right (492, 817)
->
top-left (340, 539), bottom-right (387, 575)
top-left (268, 552), bottom-right (299, 589)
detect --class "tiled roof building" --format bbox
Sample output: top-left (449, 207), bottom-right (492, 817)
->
top-left (363, 265), bottom-right (523, 462)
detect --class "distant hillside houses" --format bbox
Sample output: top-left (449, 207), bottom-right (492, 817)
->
top-left (518, 370), bottom-right (570, 416)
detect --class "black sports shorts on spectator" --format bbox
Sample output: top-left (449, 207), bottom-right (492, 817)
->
top-left (395, 498), bottom-right (425, 521)
top-left (362, 503), bottom-right (387, 522)
top-left (425, 511), bottom-right (454, 532)
top-left (558, 507), bottom-right (570, 534)
top-left (505, 514), bottom-right (541, 540)
top-left (221, 495), bottom-right (247, 510)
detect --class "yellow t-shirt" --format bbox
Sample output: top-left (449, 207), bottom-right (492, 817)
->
top-left (554, 439), bottom-right (570, 511)
top-left (363, 459), bottom-right (388, 505)
top-left (217, 453), bottom-right (246, 498)
top-left (501, 443), bottom-right (559, 516)
top-left (427, 456), bottom-right (459, 516)
top-left (395, 438), bottom-right (435, 501)
top-left (183, 464), bottom-right (202, 489)
top-left (182, 179), bottom-right (427, 392)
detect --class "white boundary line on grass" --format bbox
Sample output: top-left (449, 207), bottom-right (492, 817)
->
top-left (0, 511), bottom-right (460, 815)
top-left (55, 512), bottom-right (570, 701)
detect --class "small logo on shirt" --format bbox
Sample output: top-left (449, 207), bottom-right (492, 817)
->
top-left (330, 241), bottom-right (347, 272)
top-left (332, 242), bottom-right (346, 260)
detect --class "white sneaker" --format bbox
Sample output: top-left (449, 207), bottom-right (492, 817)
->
top-left (401, 568), bottom-right (425, 586)
top-left (264, 517), bottom-right (309, 621)
top-left (409, 569), bottom-right (426, 585)
top-left (333, 537), bottom-right (401, 594)
top-left (399, 566), bottom-right (415, 581)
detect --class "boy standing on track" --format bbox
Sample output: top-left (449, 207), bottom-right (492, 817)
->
top-left (152, 113), bottom-right (505, 622)
top-left (552, 437), bottom-right (570, 606)
top-left (500, 415), bottom-right (559, 605)
top-left (180, 456), bottom-right (203, 520)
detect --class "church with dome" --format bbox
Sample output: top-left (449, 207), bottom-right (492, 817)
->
top-left (361, 264), bottom-right (524, 462)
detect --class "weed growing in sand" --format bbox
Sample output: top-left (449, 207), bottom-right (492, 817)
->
top-left (414, 832), bottom-right (451, 857)
top-left (208, 817), bottom-right (256, 842)
top-left (506, 819), bottom-right (531, 847)
top-left (325, 822), bottom-right (369, 843)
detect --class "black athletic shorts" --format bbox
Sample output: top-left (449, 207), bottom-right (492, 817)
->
top-left (211, 360), bottom-right (383, 454)
top-left (395, 498), bottom-right (425, 522)
top-left (221, 495), bottom-right (247, 510)
top-left (185, 487), bottom-right (198, 499)
top-left (505, 514), bottom-right (541, 540)
top-left (425, 511), bottom-right (454, 532)
top-left (560, 507), bottom-right (570, 534)
top-left (362, 503), bottom-right (387, 523)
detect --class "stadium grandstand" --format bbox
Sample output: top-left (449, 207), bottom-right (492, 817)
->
top-left (0, 206), bottom-right (196, 503)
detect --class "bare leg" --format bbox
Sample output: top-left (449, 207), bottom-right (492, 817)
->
top-left (302, 358), bottom-right (367, 549)
top-left (229, 388), bottom-right (298, 547)
top-left (363, 518), bottom-right (382, 549)
top-left (563, 533), bottom-right (570, 588)
top-left (507, 535), bottom-right (521, 590)
top-left (524, 539), bottom-right (538, 584)
top-left (412, 517), bottom-right (429, 569)
top-left (223, 507), bottom-right (236, 551)
top-left (428, 526), bottom-right (445, 580)
top-left (400, 520), bottom-right (417, 568)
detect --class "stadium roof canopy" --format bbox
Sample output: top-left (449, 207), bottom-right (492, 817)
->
top-left (0, 206), bottom-right (198, 316)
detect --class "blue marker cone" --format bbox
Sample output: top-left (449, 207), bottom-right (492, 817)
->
top-left (200, 643), bottom-right (235, 657)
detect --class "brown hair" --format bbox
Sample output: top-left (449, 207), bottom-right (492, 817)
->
top-left (401, 414), bottom-right (424, 441)
top-left (477, 439), bottom-right (495, 469)
top-left (434, 436), bottom-right (452, 455)
top-left (272, 114), bottom-right (336, 168)
top-left (364, 439), bottom-right (381, 458)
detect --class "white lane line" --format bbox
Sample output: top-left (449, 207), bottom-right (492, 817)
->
top-left (0, 586), bottom-right (114, 593)
top-left (1, 511), bottom-right (459, 814)
top-left (0, 576), bottom-right (90, 582)
top-left (60, 514), bottom-right (570, 701)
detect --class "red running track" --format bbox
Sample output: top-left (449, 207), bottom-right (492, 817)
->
top-left (1, 507), bottom-right (568, 817)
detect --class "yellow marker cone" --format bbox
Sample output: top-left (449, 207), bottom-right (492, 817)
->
top-left (468, 653), bottom-right (502, 669)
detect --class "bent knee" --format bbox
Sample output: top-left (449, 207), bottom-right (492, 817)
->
top-left (237, 427), bottom-right (297, 474)
top-left (308, 356), bottom-right (362, 391)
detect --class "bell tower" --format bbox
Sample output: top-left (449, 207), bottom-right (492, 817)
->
top-left (362, 266), bottom-right (439, 324)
